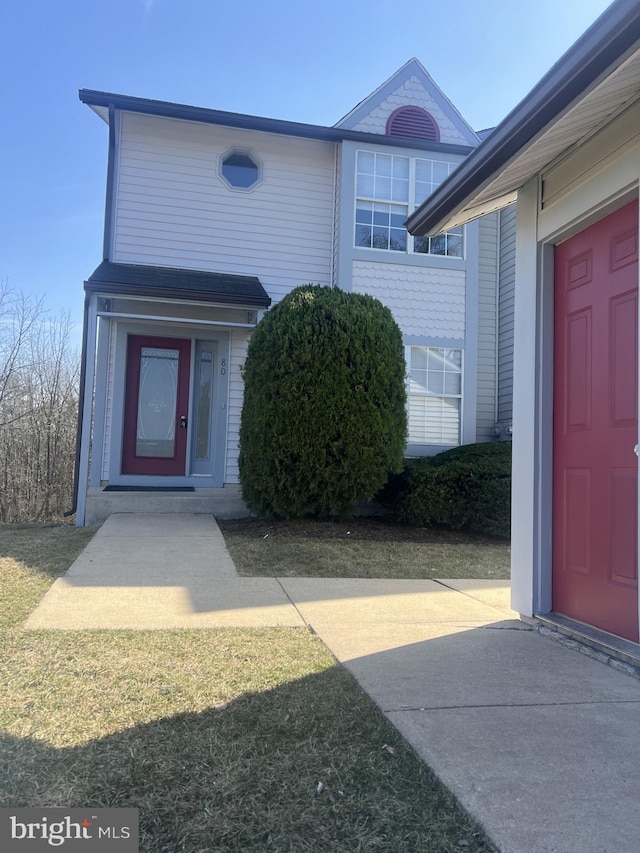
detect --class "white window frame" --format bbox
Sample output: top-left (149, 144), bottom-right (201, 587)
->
top-left (406, 345), bottom-right (463, 446)
top-left (355, 150), bottom-right (464, 257)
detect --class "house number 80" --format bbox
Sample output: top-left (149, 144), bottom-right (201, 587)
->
top-left (221, 359), bottom-right (227, 376)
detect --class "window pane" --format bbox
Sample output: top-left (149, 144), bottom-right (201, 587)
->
top-left (392, 178), bottom-right (409, 202)
top-left (355, 202), bottom-right (373, 223)
top-left (392, 157), bottom-right (409, 179)
top-left (413, 234), bottom-right (429, 254)
top-left (355, 224), bottom-right (372, 247)
top-left (372, 227), bottom-right (389, 249)
top-left (390, 210), bottom-right (406, 229)
top-left (373, 208), bottom-right (389, 226)
top-left (415, 159), bottom-right (431, 182)
top-left (445, 372), bottom-right (462, 394)
top-left (357, 151), bottom-right (375, 173)
top-left (376, 154), bottom-right (392, 176)
top-left (446, 231), bottom-right (464, 257)
top-left (432, 162), bottom-right (450, 185)
top-left (430, 234), bottom-right (447, 255)
top-left (427, 370), bottom-right (445, 395)
top-left (390, 229), bottom-right (406, 251)
top-left (356, 173), bottom-right (375, 197)
top-left (374, 176), bottom-right (392, 200)
top-left (136, 348), bottom-right (179, 458)
top-left (412, 347), bottom-right (428, 370)
top-left (196, 351), bottom-right (213, 460)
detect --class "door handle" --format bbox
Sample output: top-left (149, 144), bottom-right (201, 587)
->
top-left (180, 415), bottom-right (188, 429)
top-left (635, 445), bottom-right (639, 457)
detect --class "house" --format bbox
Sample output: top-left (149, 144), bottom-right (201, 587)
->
top-left (407, 0), bottom-right (640, 648)
top-left (75, 59), bottom-right (514, 526)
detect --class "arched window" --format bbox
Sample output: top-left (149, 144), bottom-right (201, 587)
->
top-left (385, 107), bottom-right (440, 142)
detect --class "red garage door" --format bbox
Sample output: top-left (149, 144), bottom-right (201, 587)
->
top-left (553, 200), bottom-right (639, 642)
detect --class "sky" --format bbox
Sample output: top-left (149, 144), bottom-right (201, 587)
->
top-left (0, 0), bottom-right (616, 334)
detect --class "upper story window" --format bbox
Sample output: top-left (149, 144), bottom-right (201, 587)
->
top-left (355, 151), bottom-right (463, 257)
top-left (386, 106), bottom-right (440, 142)
top-left (219, 149), bottom-right (263, 191)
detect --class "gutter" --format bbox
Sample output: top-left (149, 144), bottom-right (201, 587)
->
top-left (79, 89), bottom-right (474, 157)
top-left (406, 0), bottom-right (640, 236)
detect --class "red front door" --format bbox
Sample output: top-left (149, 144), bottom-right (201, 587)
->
top-left (553, 200), bottom-right (639, 642)
top-left (122, 335), bottom-right (191, 476)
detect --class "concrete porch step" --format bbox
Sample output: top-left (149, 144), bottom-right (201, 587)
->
top-left (84, 485), bottom-right (249, 525)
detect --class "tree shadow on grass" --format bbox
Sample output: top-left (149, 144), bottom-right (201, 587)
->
top-left (0, 667), bottom-right (495, 853)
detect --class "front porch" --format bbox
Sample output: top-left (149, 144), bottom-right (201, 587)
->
top-left (84, 484), bottom-right (249, 526)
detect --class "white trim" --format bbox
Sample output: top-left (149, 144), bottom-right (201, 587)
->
top-left (76, 294), bottom-right (99, 525)
top-left (97, 310), bottom-right (256, 329)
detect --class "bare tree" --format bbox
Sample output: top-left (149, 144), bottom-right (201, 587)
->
top-left (0, 281), bottom-right (80, 522)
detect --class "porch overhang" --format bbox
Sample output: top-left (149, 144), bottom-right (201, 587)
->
top-left (405, 0), bottom-right (640, 237)
top-left (85, 261), bottom-right (271, 309)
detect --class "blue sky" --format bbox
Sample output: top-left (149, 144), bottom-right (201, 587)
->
top-left (0, 0), bottom-right (614, 331)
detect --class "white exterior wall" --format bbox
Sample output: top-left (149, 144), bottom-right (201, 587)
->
top-left (225, 332), bottom-right (249, 484)
top-left (112, 113), bottom-right (336, 304)
top-left (498, 205), bottom-right (517, 425)
top-left (351, 260), bottom-right (465, 339)
top-left (476, 213), bottom-right (499, 440)
top-left (350, 77), bottom-right (470, 145)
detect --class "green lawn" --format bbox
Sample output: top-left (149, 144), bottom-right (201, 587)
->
top-left (220, 519), bottom-right (511, 580)
top-left (0, 523), bottom-right (497, 852)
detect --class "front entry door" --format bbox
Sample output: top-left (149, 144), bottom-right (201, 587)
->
top-left (553, 200), bottom-right (639, 642)
top-left (122, 335), bottom-right (191, 476)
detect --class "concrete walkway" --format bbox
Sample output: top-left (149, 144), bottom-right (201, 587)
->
top-left (25, 513), bottom-right (640, 853)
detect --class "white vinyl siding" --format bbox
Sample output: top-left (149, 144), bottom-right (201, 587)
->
top-left (407, 346), bottom-right (462, 445)
top-left (498, 205), bottom-right (516, 425)
top-left (476, 212), bottom-right (499, 440)
top-left (225, 332), bottom-right (249, 484)
top-left (113, 113), bottom-right (336, 305)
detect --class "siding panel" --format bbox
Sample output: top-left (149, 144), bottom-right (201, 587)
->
top-left (498, 205), bottom-right (517, 425)
top-left (114, 113), bottom-right (337, 306)
top-left (476, 213), bottom-right (499, 441)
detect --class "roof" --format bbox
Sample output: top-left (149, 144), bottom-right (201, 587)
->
top-left (85, 262), bottom-right (271, 308)
top-left (406, 0), bottom-right (640, 236)
top-left (78, 89), bottom-right (473, 157)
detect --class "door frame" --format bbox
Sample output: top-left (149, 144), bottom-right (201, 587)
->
top-left (511, 178), bottom-right (640, 639)
top-left (122, 334), bottom-right (192, 476)
top-left (107, 321), bottom-right (230, 487)
top-left (550, 201), bottom-right (639, 640)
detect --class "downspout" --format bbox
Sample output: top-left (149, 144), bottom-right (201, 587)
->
top-left (494, 211), bottom-right (501, 425)
top-left (64, 291), bottom-right (90, 517)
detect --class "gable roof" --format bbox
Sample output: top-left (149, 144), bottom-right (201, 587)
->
top-left (85, 262), bottom-right (271, 308)
top-left (406, 0), bottom-right (640, 236)
top-left (333, 58), bottom-right (480, 146)
top-left (79, 89), bottom-right (473, 157)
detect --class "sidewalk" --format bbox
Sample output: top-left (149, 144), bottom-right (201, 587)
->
top-left (25, 513), bottom-right (640, 853)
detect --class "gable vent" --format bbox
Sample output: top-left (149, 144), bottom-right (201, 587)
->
top-left (386, 106), bottom-right (440, 142)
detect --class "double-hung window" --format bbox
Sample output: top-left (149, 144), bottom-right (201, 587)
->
top-left (407, 346), bottom-right (462, 445)
top-left (355, 151), bottom-right (463, 257)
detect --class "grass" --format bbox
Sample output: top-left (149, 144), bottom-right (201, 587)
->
top-left (0, 522), bottom-right (498, 852)
top-left (220, 520), bottom-right (511, 581)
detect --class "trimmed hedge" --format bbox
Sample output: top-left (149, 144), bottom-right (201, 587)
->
top-left (382, 442), bottom-right (512, 538)
top-left (239, 284), bottom-right (407, 518)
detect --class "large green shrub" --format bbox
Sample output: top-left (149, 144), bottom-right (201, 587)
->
top-left (384, 442), bottom-right (512, 538)
top-left (239, 285), bottom-right (407, 518)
